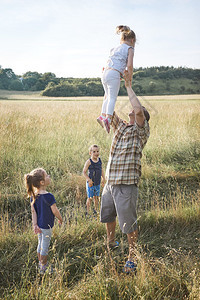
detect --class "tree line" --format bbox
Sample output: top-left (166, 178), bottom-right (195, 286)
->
top-left (0, 65), bottom-right (200, 96)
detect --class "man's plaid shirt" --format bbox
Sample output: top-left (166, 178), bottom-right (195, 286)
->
top-left (106, 112), bottom-right (150, 185)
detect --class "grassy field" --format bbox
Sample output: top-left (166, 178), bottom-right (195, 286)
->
top-left (0, 93), bottom-right (200, 299)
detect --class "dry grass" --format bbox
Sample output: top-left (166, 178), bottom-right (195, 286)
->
top-left (0, 95), bottom-right (200, 299)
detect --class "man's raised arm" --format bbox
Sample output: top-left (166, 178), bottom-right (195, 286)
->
top-left (124, 70), bottom-right (145, 127)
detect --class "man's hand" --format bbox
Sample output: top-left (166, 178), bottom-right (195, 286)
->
top-left (123, 70), bottom-right (131, 88)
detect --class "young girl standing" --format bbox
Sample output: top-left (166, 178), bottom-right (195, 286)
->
top-left (83, 145), bottom-right (105, 215)
top-left (25, 168), bottom-right (63, 274)
top-left (97, 25), bottom-right (136, 133)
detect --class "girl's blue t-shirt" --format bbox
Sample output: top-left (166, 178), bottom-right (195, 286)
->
top-left (31, 193), bottom-right (56, 229)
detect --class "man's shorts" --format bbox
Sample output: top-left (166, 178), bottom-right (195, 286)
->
top-left (100, 183), bottom-right (138, 234)
top-left (86, 182), bottom-right (101, 198)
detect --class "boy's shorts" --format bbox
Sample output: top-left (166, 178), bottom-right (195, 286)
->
top-left (86, 182), bottom-right (100, 198)
top-left (100, 183), bottom-right (138, 234)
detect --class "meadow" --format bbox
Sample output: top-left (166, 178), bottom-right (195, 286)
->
top-left (0, 93), bottom-right (200, 299)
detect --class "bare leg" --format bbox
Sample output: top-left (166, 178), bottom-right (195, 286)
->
top-left (106, 220), bottom-right (116, 246)
top-left (93, 196), bottom-right (99, 211)
top-left (40, 255), bottom-right (48, 266)
top-left (127, 229), bottom-right (138, 261)
top-left (86, 197), bottom-right (93, 213)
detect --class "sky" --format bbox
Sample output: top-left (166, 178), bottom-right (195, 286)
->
top-left (0, 0), bottom-right (199, 78)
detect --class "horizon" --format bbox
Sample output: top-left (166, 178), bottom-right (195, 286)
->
top-left (1, 65), bottom-right (199, 79)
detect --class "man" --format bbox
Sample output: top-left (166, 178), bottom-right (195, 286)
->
top-left (100, 71), bottom-right (150, 273)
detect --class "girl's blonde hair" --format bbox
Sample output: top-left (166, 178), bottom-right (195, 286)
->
top-left (116, 25), bottom-right (136, 42)
top-left (24, 168), bottom-right (45, 205)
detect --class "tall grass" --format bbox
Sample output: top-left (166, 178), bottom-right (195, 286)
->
top-left (1, 190), bottom-right (200, 299)
top-left (0, 96), bottom-right (200, 299)
top-left (0, 99), bottom-right (199, 206)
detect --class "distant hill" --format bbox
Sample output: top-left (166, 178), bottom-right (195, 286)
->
top-left (0, 66), bottom-right (200, 96)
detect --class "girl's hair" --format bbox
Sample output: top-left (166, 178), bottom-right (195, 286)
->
top-left (116, 25), bottom-right (136, 42)
top-left (24, 168), bottom-right (46, 205)
top-left (89, 144), bottom-right (99, 153)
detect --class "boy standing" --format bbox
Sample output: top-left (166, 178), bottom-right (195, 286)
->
top-left (83, 145), bottom-right (105, 214)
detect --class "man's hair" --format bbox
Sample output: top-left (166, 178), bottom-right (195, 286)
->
top-left (142, 106), bottom-right (150, 122)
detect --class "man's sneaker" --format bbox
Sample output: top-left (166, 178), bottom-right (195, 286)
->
top-left (122, 260), bottom-right (137, 274)
top-left (103, 118), bottom-right (110, 133)
top-left (97, 116), bottom-right (104, 128)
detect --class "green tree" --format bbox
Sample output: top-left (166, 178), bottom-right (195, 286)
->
top-left (149, 81), bottom-right (156, 93)
top-left (0, 68), bottom-right (16, 89)
top-left (22, 71), bottom-right (42, 90)
top-left (9, 80), bottom-right (23, 91)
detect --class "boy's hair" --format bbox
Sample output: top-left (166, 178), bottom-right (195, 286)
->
top-left (24, 168), bottom-right (45, 204)
top-left (89, 144), bottom-right (99, 153)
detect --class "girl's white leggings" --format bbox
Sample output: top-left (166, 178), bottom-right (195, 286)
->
top-left (101, 69), bottom-right (121, 116)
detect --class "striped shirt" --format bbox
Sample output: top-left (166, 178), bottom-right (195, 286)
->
top-left (106, 112), bottom-right (150, 185)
